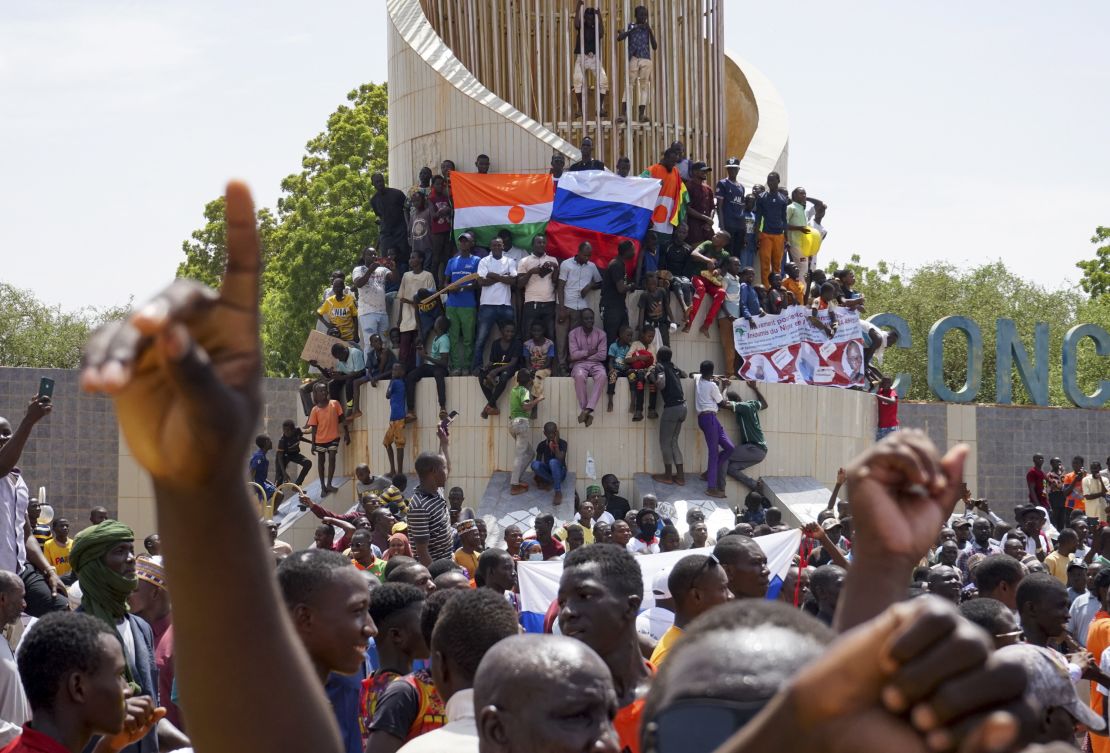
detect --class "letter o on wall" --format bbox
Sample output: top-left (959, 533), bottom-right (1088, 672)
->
top-left (927, 316), bottom-right (983, 403)
top-left (1062, 323), bottom-right (1110, 409)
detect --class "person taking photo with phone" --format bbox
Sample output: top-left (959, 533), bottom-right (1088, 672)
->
top-left (0, 390), bottom-right (69, 616)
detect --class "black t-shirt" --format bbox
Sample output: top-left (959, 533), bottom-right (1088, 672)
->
top-left (568, 159), bottom-right (606, 172)
top-left (662, 242), bottom-right (695, 278)
top-left (638, 288), bottom-right (669, 323)
top-left (371, 188), bottom-right (408, 232)
top-left (487, 338), bottom-right (520, 369)
top-left (606, 494), bottom-right (631, 521)
top-left (660, 363), bottom-right (685, 407)
top-left (600, 260), bottom-right (627, 308)
top-left (574, 16), bottom-right (602, 54)
top-left (535, 438), bottom-right (568, 464)
top-left (368, 675), bottom-right (420, 739)
top-left (278, 430), bottom-right (306, 458)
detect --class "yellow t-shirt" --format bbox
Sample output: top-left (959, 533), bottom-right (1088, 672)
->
top-left (556, 526), bottom-right (595, 546)
top-left (453, 549), bottom-right (479, 577)
top-left (1044, 550), bottom-right (1072, 584)
top-left (43, 538), bottom-right (73, 577)
top-left (318, 293), bottom-right (358, 341)
top-left (649, 624), bottom-right (684, 666)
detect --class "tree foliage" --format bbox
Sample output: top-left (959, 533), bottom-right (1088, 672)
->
top-left (1077, 226), bottom-right (1110, 300)
top-left (0, 282), bottom-right (130, 368)
top-left (834, 256), bottom-right (1108, 407)
top-left (177, 82), bottom-right (389, 375)
top-left (176, 197), bottom-right (277, 289)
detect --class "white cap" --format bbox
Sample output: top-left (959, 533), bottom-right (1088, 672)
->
top-left (652, 568), bottom-right (672, 599)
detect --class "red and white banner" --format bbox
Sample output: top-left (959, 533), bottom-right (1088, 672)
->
top-left (732, 306), bottom-right (866, 388)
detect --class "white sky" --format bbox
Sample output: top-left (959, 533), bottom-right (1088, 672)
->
top-left (3, 0), bottom-right (1108, 311)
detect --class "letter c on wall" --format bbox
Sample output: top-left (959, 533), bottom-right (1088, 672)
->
top-left (1062, 324), bottom-right (1110, 409)
top-left (927, 316), bottom-right (983, 403)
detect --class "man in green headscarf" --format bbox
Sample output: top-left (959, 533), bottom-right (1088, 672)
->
top-left (70, 521), bottom-right (189, 753)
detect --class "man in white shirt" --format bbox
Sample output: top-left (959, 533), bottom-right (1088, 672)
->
top-left (556, 242), bottom-right (603, 374)
top-left (516, 235), bottom-right (560, 357)
top-left (353, 246), bottom-right (399, 358)
top-left (1067, 562), bottom-right (1103, 648)
top-left (0, 571), bottom-right (28, 744)
top-left (472, 237), bottom-right (517, 376)
top-left (397, 589), bottom-right (520, 753)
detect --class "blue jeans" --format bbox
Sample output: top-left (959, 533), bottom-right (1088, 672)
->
top-left (530, 458), bottom-right (566, 492)
top-left (876, 426), bottom-right (899, 442)
top-left (359, 313), bottom-right (389, 352)
top-left (473, 305), bottom-right (515, 371)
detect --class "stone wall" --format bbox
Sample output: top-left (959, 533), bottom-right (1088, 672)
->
top-left (0, 368), bottom-right (117, 525)
top-left (900, 401), bottom-right (1110, 520)
top-left (4, 364), bottom-right (1105, 537)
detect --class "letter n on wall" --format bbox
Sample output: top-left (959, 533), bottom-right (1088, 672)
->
top-left (927, 316), bottom-right (982, 403)
top-left (995, 319), bottom-right (1049, 406)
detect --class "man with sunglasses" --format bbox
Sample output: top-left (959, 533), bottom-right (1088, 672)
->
top-left (649, 554), bottom-right (731, 666)
top-left (558, 544), bottom-right (651, 753)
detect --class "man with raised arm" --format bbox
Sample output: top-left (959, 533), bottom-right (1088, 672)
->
top-left (80, 182), bottom-right (345, 753)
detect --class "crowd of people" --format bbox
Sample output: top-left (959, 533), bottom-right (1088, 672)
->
top-left (302, 130), bottom-right (907, 505)
top-left (0, 187), bottom-right (1098, 753)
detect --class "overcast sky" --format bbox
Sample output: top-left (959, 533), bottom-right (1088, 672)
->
top-left (3, 0), bottom-right (1107, 311)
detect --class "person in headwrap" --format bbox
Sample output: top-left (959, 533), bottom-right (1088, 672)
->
top-left (70, 521), bottom-right (189, 753)
top-left (385, 533), bottom-right (413, 560)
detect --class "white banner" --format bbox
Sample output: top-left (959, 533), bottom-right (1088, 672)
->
top-left (517, 528), bottom-right (802, 615)
top-left (732, 306), bottom-right (866, 387)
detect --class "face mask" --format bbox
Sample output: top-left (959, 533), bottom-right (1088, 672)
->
top-left (528, 553), bottom-right (543, 561)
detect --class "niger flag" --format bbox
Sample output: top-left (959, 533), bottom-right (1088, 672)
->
top-left (450, 172), bottom-right (554, 249)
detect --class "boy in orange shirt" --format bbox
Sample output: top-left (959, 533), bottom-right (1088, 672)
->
top-left (782, 261), bottom-right (806, 306)
top-left (305, 382), bottom-right (349, 497)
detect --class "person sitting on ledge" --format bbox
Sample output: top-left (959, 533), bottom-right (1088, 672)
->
top-left (404, 316), bottom-right (450, 424)
top-left (530, 422), bottom-right (568, 507)
top-left (569, 309), bottom-right (607, 427)
top-left (478, 322), bottom-right (520, 420)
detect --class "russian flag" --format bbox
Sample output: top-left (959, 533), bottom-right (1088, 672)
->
top-left (516, 528), bottom-right (802, 633)
top-left (545, 171), bottom-right (661, 270)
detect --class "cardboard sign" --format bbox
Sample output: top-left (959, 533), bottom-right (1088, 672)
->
top-left (300, 329), bottom-right (350, 368)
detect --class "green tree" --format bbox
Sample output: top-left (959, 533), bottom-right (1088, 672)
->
top-left (261, 82), bottom-right (389, 375)
top-left (1077, 226), bottom-right (1110, 299)
top-left (0, 283), bottom-right (130, 368)
top-left (834, 257), bottom-right (1084, 406)
top-left (177, 82), bottom-right (389, 375)
top-left (177, 197), bottom-right (277, 288)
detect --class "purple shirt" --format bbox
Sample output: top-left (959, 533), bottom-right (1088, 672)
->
top-left (569, 326), bottom-right (607, 364)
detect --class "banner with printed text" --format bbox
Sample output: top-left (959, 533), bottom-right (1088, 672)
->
top-left (732, 306), bottom-right (866, 388)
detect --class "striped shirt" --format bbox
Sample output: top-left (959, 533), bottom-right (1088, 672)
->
top-left (407, 489), bottom-right (453, 561)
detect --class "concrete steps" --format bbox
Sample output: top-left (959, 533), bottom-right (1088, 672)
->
top-left (759, 476), bottom-right (833, 529)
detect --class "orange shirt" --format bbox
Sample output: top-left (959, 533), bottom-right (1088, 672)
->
top-left (1064, 472), bottom-right (1087, 513)
top-left (308, 400), bottom-right (344, 444)
top-left (1089, 611), bottom-right (1110, 753)
top-left (782, 277), bottom-right (805, 305)
top-left (613, 661), bottom-right (656, 753)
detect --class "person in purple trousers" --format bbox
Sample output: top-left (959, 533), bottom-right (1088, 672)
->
top-left (694, 360), bottom-right (733, 498)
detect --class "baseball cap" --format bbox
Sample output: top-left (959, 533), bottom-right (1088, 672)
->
top-left (458, 231), bottom-right (475, 241)
top-left (951, 518), bottom-right (972, 529)
top-left (652, 568), bottom-right (673, 600)
top-left (821, 518), bottom-right (842, 532)
top-left (691, 161), bottom-right (711, 172)
top-left (725, 157), bottom-right (741, 169)
top-left (998, 644), bottom-right (1106, 733)
top-left (1067, 559), bottom-right (1088, 571)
